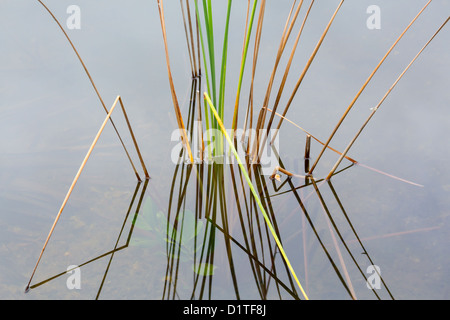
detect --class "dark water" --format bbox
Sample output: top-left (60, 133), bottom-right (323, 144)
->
top-left (1, 0), bottom-right (449, 299)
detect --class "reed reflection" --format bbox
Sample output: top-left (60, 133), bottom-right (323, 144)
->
top-left (161, 78), bottom-right (393, 300)
top-left (27, 179), bottom-right (149, 299)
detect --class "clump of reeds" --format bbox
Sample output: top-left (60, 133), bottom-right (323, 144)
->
top-left (156, 0), bottom-right (448, 299)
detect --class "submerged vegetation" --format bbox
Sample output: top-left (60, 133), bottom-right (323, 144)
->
top-left (24, 0), bottom-right (448, 299)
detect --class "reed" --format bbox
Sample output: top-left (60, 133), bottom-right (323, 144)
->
top-left (326, 16), bottom-right (450, 180)
top-left (157, 0), bottom-right (444, 300)
top-left (307, 0), bottom-right (433, 175)
top-left (241, 0), bottom-right (266, 154)
top-left (251, 0), bottom-right (303, 134)
top-left (204, 92), bottom-right (309, 300)
top-left (270, 0), bottom-right (344, 146)
top-left (157, 0), bottom-right (194, 163)
top-left (304, 134), bottom-right (311, 173)
top-left (180, 0), bottom-right (196, 77)
top-left (25, 95), bottom-right (145, 293)
top-left (263, 106), bottom-right (424, 187)
top-left (37, 0), bottom-right (147, 181)
top-left (253, 0), bottom-right (315, 162)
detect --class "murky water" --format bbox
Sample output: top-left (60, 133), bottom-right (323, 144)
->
top-left (1, 0), bottom-right (449, 299)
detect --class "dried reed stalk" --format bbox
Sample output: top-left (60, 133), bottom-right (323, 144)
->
top-left (308, 0), bottom-right (433, 175)
top-left (242, 0), bottom-right (266, 154)
top-left (326, 16), bottom-right (450, 180)
top-left (180, 0), bottom-right (195, 77)
top-left (117, 96), bottom-right (150, 179)
top-left (264, 107), bottom-right (423, 186)
top-left (37, 0), bottom-right (146, 181)
top-left (304, 134), bottom-right (311, 172)
top-left (257, 0), bottom-right (304, 124)
top-left (25, 96), bottom-right (130, 292)
top-left (157, 0), bottom-right (194, 163)
top-left (254, 0), bottom-right (315, 162)
top-left (250, 0), bottom-right (305, 161)
top-left (270, 0), bottom-right (344, 146)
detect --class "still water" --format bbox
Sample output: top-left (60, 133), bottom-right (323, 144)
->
top-left (1, 0), bottom-right (449, 299)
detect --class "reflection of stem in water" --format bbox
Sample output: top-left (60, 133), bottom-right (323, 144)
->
top-left (164, 129), bottom-right (396, 299)
top-left (205, 92), bottom-right (309, 300)
top-left (25, 96), bottom-right (149, 293)
top-left (311, 179), bottom-right (357, 300)
top-left (96, 180), bottom-right (149, 300)
top-left (162, 84), bottom-right (304, 298)
top-left (327, 181), bottom-right (394, 299)
top-left (28, 179), bottom-right (149, 298)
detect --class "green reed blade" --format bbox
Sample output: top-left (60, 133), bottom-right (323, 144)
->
top-left (232, 0), bottom-right (258, 131)
top-left (203, 0), bottom-right (217, 110)
top-left (216, 0), bottom-right (233, 155)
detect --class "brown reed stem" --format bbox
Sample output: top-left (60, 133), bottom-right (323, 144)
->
top-left (25, 96), bottom-right (122, 293)
top-left (232, 0), bottom-right (252, 136)
top-left (251, 0), bottom-right (305, 162)
top-left (186, 0), bottom-right (199, 77)
top-left (304, 134), bottom-right (311, 172)
top-left (304, 134), bottom-right (311, 159)
top-left (256, 0), bottom-right (315, 162)
top-left (36, 0), bottom-right (144, 181)
top-left (265, 107), bottom-right (422, 186)
top-left (308, 0), bottom-right (432, 176)
top-left (118, 97), bottom-right (150, 179)
top-left (326, 15), bottom-right (450, 181)
top-left (270, 0), bottom-right (344, 146)
top-left (180, 0), bottom-right (195, 77)
top-left (157, 0), bottom-right (194, 163)
top-left (243, 0), bottom-right (266, 154)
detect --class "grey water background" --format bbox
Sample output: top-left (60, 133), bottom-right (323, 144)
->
top-left (0, 0), bottom-right (449, 299)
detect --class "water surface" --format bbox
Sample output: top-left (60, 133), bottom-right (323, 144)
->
top-left (1, 0), bottom-right (449, 299)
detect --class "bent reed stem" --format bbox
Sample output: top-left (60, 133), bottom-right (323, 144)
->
top-left (326, 15), bottom-right (449, 181)
top-left (307, 0), bottom-right (432, 175)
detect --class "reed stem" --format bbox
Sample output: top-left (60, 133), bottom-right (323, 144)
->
top-left (270, 0), bottom-right (344, 146)
top-left (157, 0), bottom-right (194, 163)
top-left (304, 134), bottom-right (311, 173)
top-left (26, 96), bottom-right (122, 293)
top-left (308, 0), bottom-right (432, 175)
top-left (326, 15), bottom-right (449, 181)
